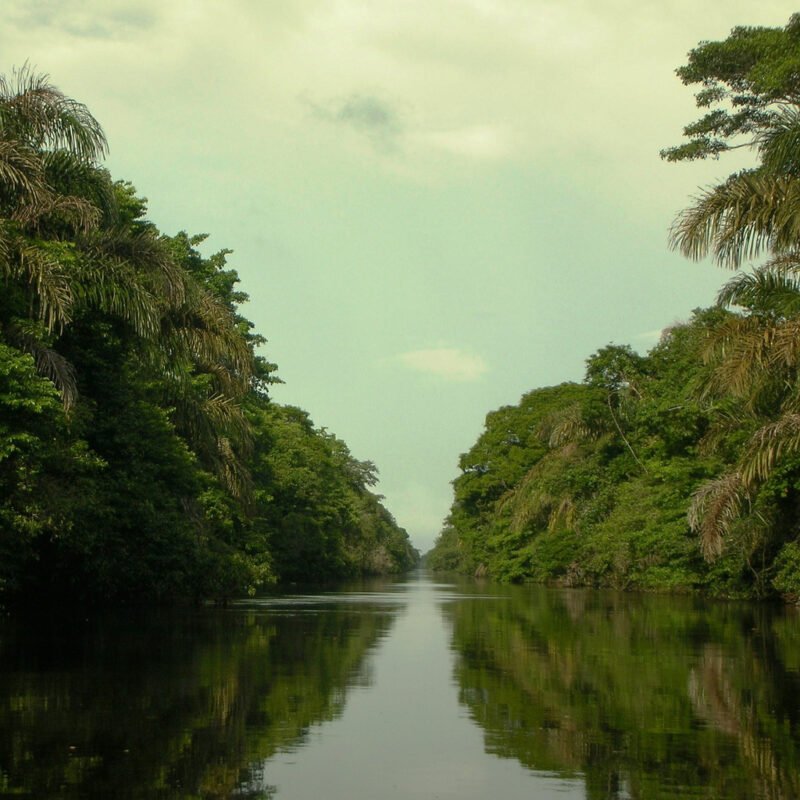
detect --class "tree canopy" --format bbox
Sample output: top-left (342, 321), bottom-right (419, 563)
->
top-left (0, 69), bottom-right (417, 605)
top-left (661, 14), bottom-right (800, 163)
top-left (429, 14), bottom-right (800, 601)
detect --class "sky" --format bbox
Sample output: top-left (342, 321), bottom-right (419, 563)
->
top-left (2, 1), bottom-right (796, 553)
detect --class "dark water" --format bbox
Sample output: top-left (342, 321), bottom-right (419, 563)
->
top-left (2, 571), bottom-right (800, 799)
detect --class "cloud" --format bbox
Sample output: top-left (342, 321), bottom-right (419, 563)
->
top-left (308, 91), bottom-right (512, 164)
top-left (397, 347), bottom-right (488, 382)
top-left (7, 0), bottom-right (157, 39)
top-left (308, 92), bottom-right (404, 151)
top-left (412, 124), bottom-right (513, 160)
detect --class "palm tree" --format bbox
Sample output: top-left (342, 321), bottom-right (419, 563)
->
top-left (0, 65), bottom-right (106, 159)
top-left (0, 66), bottom-right (113, 403)
top-left (670, 105), bottom-right (800, 270)
top-left (675, 207), bottom-right (800, 557)
top-left (686, 260), bottom-right (800, 557)
top-left (0, 67), bottom-right (255, 496)
top-left (666, 18), bottom-right (800, 559)
top-left (670, 171), bottom-right (800, 269)
top-left (151, 272), bottom-right (255, 498)
top-left (667, 55), bottom-right (800, 558)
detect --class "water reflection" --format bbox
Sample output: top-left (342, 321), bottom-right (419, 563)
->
top-left (5, 577), bottom-right (800, 800)
top-left (442, 585), bottom-right (800, 799)
top-left (0, 585), bottom-right (402, 799)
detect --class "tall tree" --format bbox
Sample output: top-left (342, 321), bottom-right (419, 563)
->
top-left (0, 68), bottom-right (419, 602)
top-left (667, 15), bottom-right (800, 567)
top-left (661, 14), bottom-right (800, 164)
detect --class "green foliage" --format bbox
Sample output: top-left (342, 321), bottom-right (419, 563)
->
top-left (661, 14), bottom-right (800, 162)
top-left (0, 69), bottom-right (416, 604)
top-left (429, 298), bottom-right (800, 598)
top-left (425, 524), bottom-right (466, 572)
top-left (249, 402), bottom-right (417, 583)
top-left (428, 309), bottom-right (776, 596)
top-left (0, 342), bottom-right (70, 592)
top-left (442, 382), bottom-right (593, 572)
top-left (431, 16), bottom-right (800, 601)
top-left (585, 343), bottom-right (647, 393)
top-left (772, 539), bottom-right (800, 599)
top-left (661, 13), bottom-right (800, 580)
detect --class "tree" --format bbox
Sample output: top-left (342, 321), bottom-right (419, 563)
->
top-left (0, 66), bottom-right (108, 327)
top-left (661, 14), bottom-right (800, 164)
top-left (666, 16), bottom-right (800, 575)
top-left (686, 267), bottom-right (800, 560)
top-left (0, 68), bottom-right (419, 603)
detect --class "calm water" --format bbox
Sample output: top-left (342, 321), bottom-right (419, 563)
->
top-left (2, 570), bottom-right (800, 799)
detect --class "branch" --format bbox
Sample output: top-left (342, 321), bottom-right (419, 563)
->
top-left (607, 393), bottom-right (647, 474)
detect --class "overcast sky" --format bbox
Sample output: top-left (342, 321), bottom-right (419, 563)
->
top-left (3, 1), bottom-right (796, 552)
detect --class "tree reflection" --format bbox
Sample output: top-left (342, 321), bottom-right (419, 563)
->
top-left (0, 601), bottom-right (395, 798)
top-left (444, 587), bottom-right (800, 799)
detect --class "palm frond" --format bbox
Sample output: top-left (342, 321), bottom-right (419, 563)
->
top-left (769, 316), bottom-right (800, 370)
top-left (759, 249), bottom-right (800, 278)
top-left (169, 285), bottom-right (254, 384)
top-left (688, 472), bottom-right (748, 560)
top-left (165, 382), bottom-right (254, 497)
top-left (0, 137), bottom-right (44, 196)
top-left (757, 106), bottom-right (800, 175)
top-left (43, 151), bottom-right (117, 224)
top-left (15, 242), bottom-right (73, 331)
top-left (717, 264), bottom-right (800, 316)
top-left (0, 65), bottom-right (107, 161)
top-left (172, 326), bottom-right (251, 391)
top-left (740, 413), bottom-right (800, 486)
top-left (670, 172), bottom-right (800, 268)
top-left (32, 344), bottom-right (78, 412)
top-left (201, 361), bottom-right (248, 397)
top-left (73, 256), bottom-right (160, 338)
top-left (4, 321), bottom-right (79, 412)
top-left (25, 192), bottom-right (101, 233)
top-left (697, 411), bottom-right (753, 456)
top-left (201, 393), bottom-right (251, 441)
top-left (498, 448), bottom-right (579, 535)
top-left (699, 315), bottom-right (779, 401)
top-left (87, 228), bottom-right (187, 306)
top-left (216, 435), bottom-right (253, 501)
top-left (507, 485), bottom-right (555, 535)
top-left (540, 402), bottom-right (597, 448)
top-left (548, 496), bottom-right (576, 533)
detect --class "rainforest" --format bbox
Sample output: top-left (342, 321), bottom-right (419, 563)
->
top-left (429, 15), bottom-right (800, 601)
top-left (0, 67), bottom-right (418, 605)
top-left (4, 12), bottom-right (800, 800)
top-left (5, 15), bottom-right (800, 606)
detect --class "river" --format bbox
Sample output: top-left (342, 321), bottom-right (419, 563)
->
top-left (2, 570), bottom-right (800, 798)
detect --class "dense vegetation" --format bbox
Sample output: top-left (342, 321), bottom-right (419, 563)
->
top-left (429, 14), bottom-right (800, 600)
top-left (0, 67), bottom-right (417, 604)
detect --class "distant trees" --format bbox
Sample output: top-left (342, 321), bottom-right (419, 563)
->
top-left (428, 315), bottom-right (724, 592)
